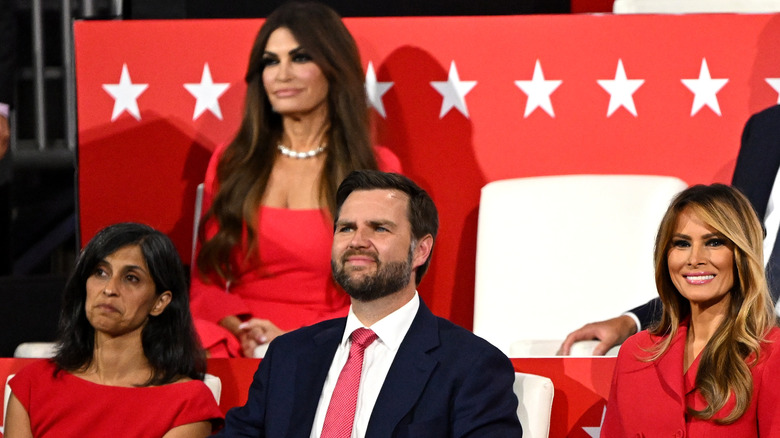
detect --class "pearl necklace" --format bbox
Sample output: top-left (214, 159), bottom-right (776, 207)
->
top-left (277, 143), bottom-right (327, 159)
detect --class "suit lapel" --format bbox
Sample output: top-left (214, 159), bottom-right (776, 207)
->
top-left (366, 302), bottom-right (439, 437)
top-left (286, 320), bottom-right (345, 438)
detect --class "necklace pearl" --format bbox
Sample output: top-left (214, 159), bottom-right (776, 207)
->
top-left (277, 144), bottom-right (327, 159)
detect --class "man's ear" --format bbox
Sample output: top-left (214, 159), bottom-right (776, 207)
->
top-left (150, 291), bottom-right (172, 316)
top-left (412, 234), bottom-right (434, 269)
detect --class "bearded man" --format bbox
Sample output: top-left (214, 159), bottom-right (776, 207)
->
top-left (217, 170), bottom-right (522, 438)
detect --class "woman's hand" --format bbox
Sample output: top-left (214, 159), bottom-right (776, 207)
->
top-left (237, 318), bottom-right (286, 357)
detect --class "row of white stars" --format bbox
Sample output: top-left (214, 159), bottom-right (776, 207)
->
top-left (102, 59), bottom-right (780, 122)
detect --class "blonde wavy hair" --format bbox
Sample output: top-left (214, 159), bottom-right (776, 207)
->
top-left (649, 183), bottom-right (775, 423)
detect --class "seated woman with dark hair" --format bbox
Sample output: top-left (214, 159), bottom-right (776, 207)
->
top-left (5, 223), bottom-right (223, 438)
top-left (602, 184), bottom-right (780, 436)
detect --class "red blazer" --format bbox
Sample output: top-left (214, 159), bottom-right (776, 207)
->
top-left (602, 322), bottom-right (780, 437)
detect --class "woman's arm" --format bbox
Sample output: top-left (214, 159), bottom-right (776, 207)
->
top-left (161, 421), bottom-right (212, 438)
top-left (5, 393), bottom-right (33, 438)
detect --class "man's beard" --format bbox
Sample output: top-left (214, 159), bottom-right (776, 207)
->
top-left (332, 246), bottom-right (414, 302)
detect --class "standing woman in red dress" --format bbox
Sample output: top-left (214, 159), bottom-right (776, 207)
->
top-left (602, 184), bottom-right (780, 436)
top-left (190, 2), bottom-right (401, 358)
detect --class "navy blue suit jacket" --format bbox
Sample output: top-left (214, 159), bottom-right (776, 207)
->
top-left (217, 300), bottom-right (522, 438)
top-left (631, 104), bottom-right (780, 329)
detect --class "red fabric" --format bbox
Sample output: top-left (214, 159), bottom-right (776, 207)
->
top-left (190, 146), bottom-right (401, 356)
top-left (602, 324), bottom-right (780, 437)
top-left (8, 360), bottom-right (223, 437)
top-left (321, 328), bottom-right (378, 438)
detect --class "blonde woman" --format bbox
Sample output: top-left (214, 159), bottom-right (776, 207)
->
top-left (602, 184), bottom-right (780, 436)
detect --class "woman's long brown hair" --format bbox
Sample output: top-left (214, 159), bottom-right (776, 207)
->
top-left (197, 2), bottom-right (378, 283)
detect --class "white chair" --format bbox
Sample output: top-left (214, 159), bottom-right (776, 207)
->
top-left (473, 174), bottom-right (687, 356)
top-left (203, 373), bottom-right (222, 404)
top-left (2, 374), bottom-right (13, 435)
top-left (513, 372), bottom-right (554, 438)
top-left (510, 340), bottom-right (620, 357)
top-left (613, 0), bottom-right (780, 13)
top-left (13, 342), bottom-right (57, 358)
top-left (192, 182), bottom-right (205, 266)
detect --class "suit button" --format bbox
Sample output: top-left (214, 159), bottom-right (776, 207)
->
top-left (674, 430), bottom-right (684, 438)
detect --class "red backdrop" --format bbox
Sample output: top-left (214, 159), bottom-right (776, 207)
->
top-left (75, 14), bottom-right (780, 329)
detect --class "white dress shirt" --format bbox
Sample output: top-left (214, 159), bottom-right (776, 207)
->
top-left (310, 292), bottom-right (420, 438)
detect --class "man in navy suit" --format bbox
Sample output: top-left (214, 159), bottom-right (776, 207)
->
top-left (217, 170), bottom-right (522, 438)
top-left (559, 105), bottom-right (780, 356)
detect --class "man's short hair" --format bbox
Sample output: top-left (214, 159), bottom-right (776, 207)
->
top-left (335, 170), bottom-right (439, 285)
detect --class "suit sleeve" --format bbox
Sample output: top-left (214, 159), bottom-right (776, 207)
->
top-left (628, 298), bottom-right (663, 331)
top-left (216, 348), bottom-right (273, 437)
top-left (731, 106), bottom-right (780, 304)
top-left (731, 108), bottom-right (780, 222)
top-left (452, 347), bottom-right (523, 437)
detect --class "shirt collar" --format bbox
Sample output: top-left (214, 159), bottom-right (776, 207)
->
top-left (342, 292), bottom-right (420, 351)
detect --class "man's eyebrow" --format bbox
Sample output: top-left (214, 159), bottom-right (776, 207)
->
top-left (368, 219), bottom-right (396, 228)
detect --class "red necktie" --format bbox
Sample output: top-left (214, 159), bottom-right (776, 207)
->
top-left (321, 328), bottom-right (378, 438)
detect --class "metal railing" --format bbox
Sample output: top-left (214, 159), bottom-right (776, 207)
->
top-left (12, 0), bottom-right (119, 168)
top-left (8, 0), bottom-right (122, 273)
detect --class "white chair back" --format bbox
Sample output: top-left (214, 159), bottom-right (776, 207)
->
top-left (473, 174), bottom-right (687, 356)
top-left (613, 0), bottom-right (780, 13)
top-left (514, 372), bottom-right (554, 438)
top-left (2, 374), bottom-right (13, 435)
top-left (13, 342), bottom-right (57, 358)
top-left (192, 182), bottom-right (205, 266)
top-left (510, 339), bottom-right (620, 357)
top-left (203, 373), bottom-right (221, 404)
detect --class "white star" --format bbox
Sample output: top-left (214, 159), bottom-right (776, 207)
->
top-left (597, 59), bottom-right (644, 117)
top-left (184, 63), bottom-right (231, 120)
top-left (365, 61), bottom-right (393, 118)
top-left (681, 58), bottom-right (728, 116)
top-left (102, 64), bottom-right (148, 121)
top-left (582, 406), bottom-right (607, 438)
top-left (431, 61), bottom-right (477, 119)
top-left (515, 60), bottom-right (562, 118)
top-left (766, 78), bottom-right (780, 104)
